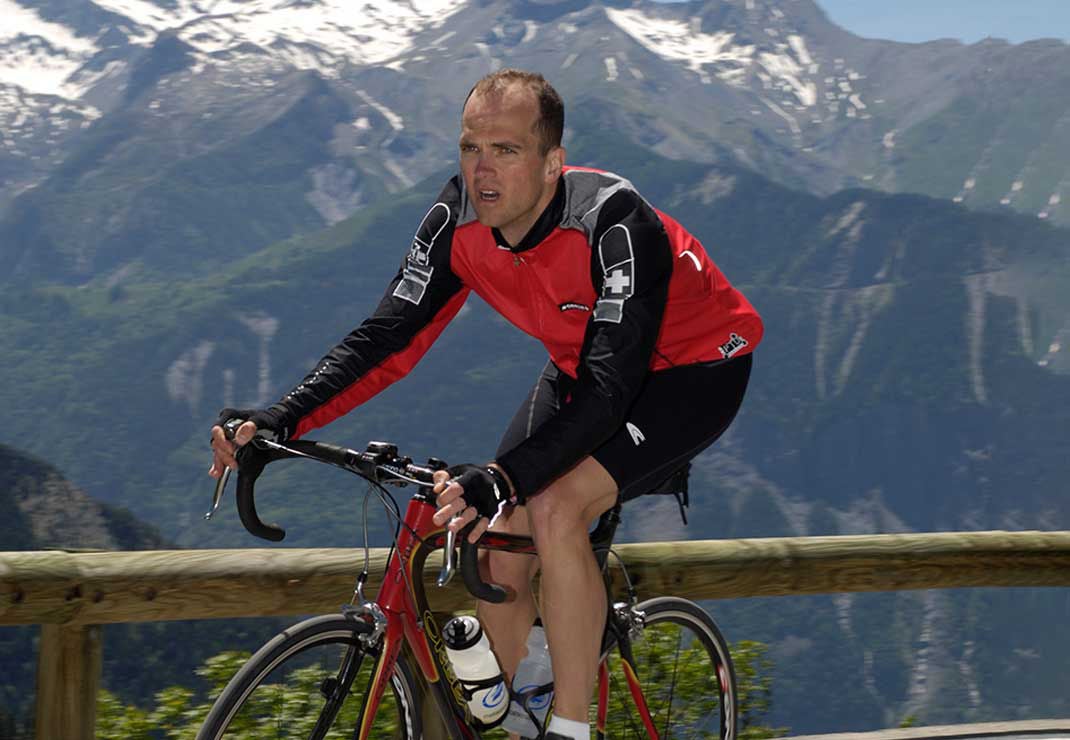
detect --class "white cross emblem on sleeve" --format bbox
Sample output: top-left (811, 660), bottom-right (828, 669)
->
top-left (604, 269), bottom-right (631, 295)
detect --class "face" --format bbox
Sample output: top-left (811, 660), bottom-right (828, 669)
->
top-left (459, 86), bottom-right (564, 246)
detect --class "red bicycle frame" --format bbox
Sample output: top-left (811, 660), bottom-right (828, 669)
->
top-left (353, 489), bottom-right (662, 740)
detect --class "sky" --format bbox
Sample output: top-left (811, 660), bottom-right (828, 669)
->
top-left (657, 0), bottom-right (1069, 44)
top-left (813, 0), bottom-right (1069, 45)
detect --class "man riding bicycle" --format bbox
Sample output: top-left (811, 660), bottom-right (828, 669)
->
top-left (210, 69), bottom-right (762, 740)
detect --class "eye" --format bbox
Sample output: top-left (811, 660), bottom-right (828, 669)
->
top-left (498, 146), bottom-right (517, 155)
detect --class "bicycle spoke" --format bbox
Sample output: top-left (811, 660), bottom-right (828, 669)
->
top-left (661, 631), bottom-right (683, 738)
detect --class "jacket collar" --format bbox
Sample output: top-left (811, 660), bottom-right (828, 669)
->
top-left (492, 177), bottom-right (566, 253)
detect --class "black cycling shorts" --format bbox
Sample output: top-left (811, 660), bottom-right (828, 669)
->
top-left (496, 353), bottom-right (752, 501)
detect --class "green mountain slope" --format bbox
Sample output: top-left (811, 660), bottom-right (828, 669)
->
top-left (1, 138), bottom-right (1068, 730)
top-left (0, 70), bottom-right (367, 284)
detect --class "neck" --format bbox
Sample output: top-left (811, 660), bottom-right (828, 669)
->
top-left (500, 178), bottom-right (564, 248)
top-left (503, 192), bottom-right (555, 246)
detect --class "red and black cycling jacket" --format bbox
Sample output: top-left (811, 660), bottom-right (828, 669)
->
top-left (263, 166), bottom-right (763, 500)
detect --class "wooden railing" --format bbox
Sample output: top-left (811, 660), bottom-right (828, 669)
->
top-left (4, 531), bottom-right (1070, 739)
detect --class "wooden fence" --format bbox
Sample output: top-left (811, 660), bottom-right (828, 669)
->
top-left (3, 530), bottom-right (1070, 738)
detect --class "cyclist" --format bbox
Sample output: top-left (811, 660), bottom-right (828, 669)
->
top-left (210, 69), bottom-right (762, 739)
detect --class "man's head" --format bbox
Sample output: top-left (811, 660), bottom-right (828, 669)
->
top-left (459, 70), bottom-right (566, 245)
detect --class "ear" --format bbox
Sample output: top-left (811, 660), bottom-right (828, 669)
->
top-left (545, 146), bottom-right (565, 181)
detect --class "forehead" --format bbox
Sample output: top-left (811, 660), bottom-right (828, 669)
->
top-left (461, 86), bottom-right (539, 141)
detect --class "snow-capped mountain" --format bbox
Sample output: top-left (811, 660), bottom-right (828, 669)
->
top-left (2, 0), bottom-right (1069, 281)
top-left (2, 0), bottom-right (465, 99)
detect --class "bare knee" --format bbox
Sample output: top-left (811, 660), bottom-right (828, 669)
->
top-left (526, 458), bottom-right (617, 545)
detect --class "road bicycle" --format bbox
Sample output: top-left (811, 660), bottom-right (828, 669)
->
top-left (197, 431), bottom-right (738, 739)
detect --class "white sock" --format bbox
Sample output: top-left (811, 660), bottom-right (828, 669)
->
top-left (547, 715), bottom-right (589, 740)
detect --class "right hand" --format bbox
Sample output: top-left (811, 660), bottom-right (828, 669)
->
top-left (208, 408), bottom-right (271, 479)
top-left (431, 464), bottom-right (513, 542)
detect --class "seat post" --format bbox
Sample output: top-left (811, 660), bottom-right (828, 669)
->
top-left (591, 503), bottom-right (622, 572)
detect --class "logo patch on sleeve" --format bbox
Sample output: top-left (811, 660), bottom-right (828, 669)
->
top-left (593, 224), bottom-right (635, 324)
top-left (394, 202), bottom-right (451, 305)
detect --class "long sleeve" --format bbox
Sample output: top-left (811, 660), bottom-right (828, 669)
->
top-left (266, 178), bottom-right (469, 440)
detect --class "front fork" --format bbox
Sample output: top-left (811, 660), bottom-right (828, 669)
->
top-left (596, 602), bottom-right (659, 740)
top-left (354, 614), bottom-right (405, 740)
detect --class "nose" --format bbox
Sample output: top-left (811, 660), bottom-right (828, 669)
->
top-left (474, 152), bottom-right (495, 176)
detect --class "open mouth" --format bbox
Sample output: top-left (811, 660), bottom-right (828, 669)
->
top-left (478, 189), bottom-right (500, 202)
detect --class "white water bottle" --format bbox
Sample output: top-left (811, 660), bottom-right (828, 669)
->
top-left (501, 624), bottom-right (554, 736)
top-left (443, 616), bottom-right (509, 727)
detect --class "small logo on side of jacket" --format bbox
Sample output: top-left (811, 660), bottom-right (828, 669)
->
top-left (559, 302), bottom-right (591, 312)
top-left (626, 422), bottom-right (646, 446)
top-left (719, 333), bottom-right (748, 358)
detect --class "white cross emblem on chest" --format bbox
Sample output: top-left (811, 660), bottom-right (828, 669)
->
top-left (604, 269), bottom-right (631, 295)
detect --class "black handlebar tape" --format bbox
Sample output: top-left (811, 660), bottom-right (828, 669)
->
top-left (307, 441), bottom-right (350, 466)
top-left (460, 527), bottom-right (507, 604)
top-left (235, 443), bottom-right (286, 542)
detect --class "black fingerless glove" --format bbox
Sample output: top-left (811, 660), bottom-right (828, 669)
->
top-left (447, 464), bottom-right (515, 525)
top-left (215, 407), bottom-right (292, 441)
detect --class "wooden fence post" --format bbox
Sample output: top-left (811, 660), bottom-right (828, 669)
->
top-left (35, 624), bottom-right (101, 740)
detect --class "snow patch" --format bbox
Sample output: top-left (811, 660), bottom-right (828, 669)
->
top-left (0, 0), bottom-right (97, 55)
top-left (758, 51), bottom-right (816, 106)
top-left (787, 34), bottom-right (813, 66)
top-left (605, 7), bottom-right (754, 86)
top-left (356, 89), bottom-right (404, 131)
top-left (0, 0), bottom-right (99, 97)
top-left (604, 56), bottom-right (618, 82)
top-left (2, 0), bottom-right (465, 99)
top-left (118, 0), bottom-right (462, 74)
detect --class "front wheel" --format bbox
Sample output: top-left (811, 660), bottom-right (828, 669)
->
top-left (197, 614), bottom-right (422, 740)
top-left (596, 596), bottom-right (738, 740)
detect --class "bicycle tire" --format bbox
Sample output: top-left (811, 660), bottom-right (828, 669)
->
top-left (596, 596), bottom-right (738, 740)
top-left (197, 614), bottom-right (422, 740)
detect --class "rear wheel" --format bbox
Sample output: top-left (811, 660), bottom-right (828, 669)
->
top-left (197, 614), bottom-right (422, 740)
top-left (595, 596), bottom-right (737, 740)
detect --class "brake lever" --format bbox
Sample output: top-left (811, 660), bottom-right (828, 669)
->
top-left (437, 524), bottom-right (459, 587)
top-left (205, 417), bottom-right (246, 521)
top-left (205, 467), bottom-right (231, 521)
